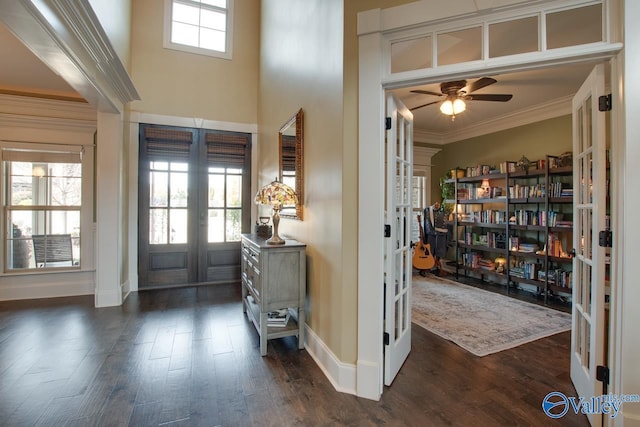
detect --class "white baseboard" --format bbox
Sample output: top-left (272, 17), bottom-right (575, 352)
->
top-left (94, 285), bottom-right (122, 307)
top-left (304, 324), bottom-right (357, 395)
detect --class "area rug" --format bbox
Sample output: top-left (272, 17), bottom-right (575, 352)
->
top-left (411, 274), bottom-right (571, 357)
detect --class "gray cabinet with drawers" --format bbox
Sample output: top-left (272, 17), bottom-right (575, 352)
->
top-left (240, 234), bottom-right (306, 356)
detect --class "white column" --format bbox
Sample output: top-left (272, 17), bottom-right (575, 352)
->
top-left (357, 8), bottom-right (384, 401)
top-left (94, 111), bottom-right (124, 307)
top-left (617, 2), bottom-right (640, 425)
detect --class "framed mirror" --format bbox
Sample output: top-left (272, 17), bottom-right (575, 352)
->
top-left (279, 108), bottom-right (304, 219)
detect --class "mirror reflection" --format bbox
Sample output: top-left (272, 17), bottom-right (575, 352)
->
top-left (279, 109), bottom-right (303, 219)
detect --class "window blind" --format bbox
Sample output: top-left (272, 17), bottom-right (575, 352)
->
top-left (143, 127), bottom-right (194, 160)
top-left (205, 131), bottom-right (250, 169)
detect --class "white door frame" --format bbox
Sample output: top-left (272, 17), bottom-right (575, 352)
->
top-left (357, 2), bottom-right (624, 401)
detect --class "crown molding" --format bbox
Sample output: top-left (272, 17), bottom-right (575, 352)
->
top-left (0, 0), bottom-right (140, 113)
top-left (414, 95), bottom-right (572, 145)
top-left (0, 112), bottom-right (96, 133)
top-left (0, 93), bottom-right (96, 121)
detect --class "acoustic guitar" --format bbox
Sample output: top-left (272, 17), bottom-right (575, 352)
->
top-left (412, 214), bottom-right (436, 271)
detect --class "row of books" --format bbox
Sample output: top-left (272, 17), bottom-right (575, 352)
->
top-left (457, 187), bottom-right (504, 200)
top-left (462, 252), bottom-right (495, 270)
top-left (510, 210), bottom-right (568, 227)
top-left (546, 233), bottom-right (568, 258)
top-left (510, 261), bottom-right (541, 280)
top-left (508, 236), bottom-right (539, 253)
top-left (464, 231), bottom-right (507, 249)
top-left (465, 165), bottom-right (494, 177)
top-left (549, 182), bottom-right (573, 198)
top-left (499, 161), bottom-right (517, 174)
top-left (509, 184), bottom-right (546, 199)
top-left (538, 269), bottom-right (573, 288)
top-left (460, 251), bottom-right (572, 286)
top-left (458, 184), bottom-right (573, 200)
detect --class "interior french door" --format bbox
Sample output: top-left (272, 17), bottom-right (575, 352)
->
top-left (384, 94), bottom-right (414, 385)
top-left (570, 63), bottom-right (607, 426)
top-left (138, 124), bottom-right (251, 288)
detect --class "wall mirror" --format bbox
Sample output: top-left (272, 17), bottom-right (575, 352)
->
top-left (279, 108), bottom-right (304, 219)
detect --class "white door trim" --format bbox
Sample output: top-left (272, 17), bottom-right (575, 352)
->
top-left (357, 2), bottom-right (623, 401)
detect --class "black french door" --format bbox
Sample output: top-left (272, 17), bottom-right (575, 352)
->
top-left (138, 124), bottom-right (251, 288)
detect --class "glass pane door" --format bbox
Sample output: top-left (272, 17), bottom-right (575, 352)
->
top-left (138, 124), bottom-right (251, 288)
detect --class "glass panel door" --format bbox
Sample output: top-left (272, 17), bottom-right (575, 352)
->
top-left (139, 124), bottom-right (250, 288)
top-left (570, 64), bottom-right (607, 426)
top-left (384, 94), bottom-right (413, 385)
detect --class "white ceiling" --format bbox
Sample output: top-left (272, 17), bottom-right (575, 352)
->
top-left (391, 61), bottom-right (597, 144)
top-left (0, 23), bottom-right (82, 100)
top-left (1, 21), bottom-right (597, 144)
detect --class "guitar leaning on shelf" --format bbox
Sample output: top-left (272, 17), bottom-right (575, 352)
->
top-left (412, 214), bottom-right (436, 272)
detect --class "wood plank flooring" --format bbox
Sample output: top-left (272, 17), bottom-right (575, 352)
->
top-left (0, 283), bottom-right (588, 426)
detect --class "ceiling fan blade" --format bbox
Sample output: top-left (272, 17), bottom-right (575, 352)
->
top-left (410, 89), bottom-right (444, 97)
top-left (467, 94), bottom-right (513, 102)
top-left (462, 77), bottom-right (497, 94)
top-left (410, 100), bottom-right (440, 111)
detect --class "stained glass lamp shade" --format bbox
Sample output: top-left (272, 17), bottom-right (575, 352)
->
top-left (254, 179), bottom-right (298, 245)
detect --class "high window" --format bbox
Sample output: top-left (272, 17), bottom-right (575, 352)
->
top-left (2, 145), bottom-right (92, 271)
top-left (164, 0), bottom-right (234, 59)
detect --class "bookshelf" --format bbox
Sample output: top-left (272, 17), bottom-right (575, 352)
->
top-left (448, 155), bottom-right (574, 305)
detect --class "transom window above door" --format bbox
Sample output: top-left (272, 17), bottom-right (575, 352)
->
top-left (389, 1), bottom-right (606, 75)
top-left (164, 0), bottom-right (234, 59)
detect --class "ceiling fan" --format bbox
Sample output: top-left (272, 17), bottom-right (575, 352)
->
top-left (410, 77), bottom-right (513, 118)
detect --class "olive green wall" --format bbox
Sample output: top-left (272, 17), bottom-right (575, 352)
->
top-left (431, 115), bottom-right (573, 202)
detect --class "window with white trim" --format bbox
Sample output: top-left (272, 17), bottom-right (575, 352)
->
top-left (2, 146), bottom-right (91, 271)
top-left (164, 0), bottom-right (234, 59)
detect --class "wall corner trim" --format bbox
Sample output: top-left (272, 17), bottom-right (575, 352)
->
top-left (304, 324), bottom-right (357, 396)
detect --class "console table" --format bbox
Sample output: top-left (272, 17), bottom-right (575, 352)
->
top-left (240, 234), bottom-right (306, 356)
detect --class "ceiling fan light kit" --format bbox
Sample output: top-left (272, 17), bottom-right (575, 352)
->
top-left (410, 77), bottom-right (513, 119)
top-left (440, 98), bottom-right (466, 116)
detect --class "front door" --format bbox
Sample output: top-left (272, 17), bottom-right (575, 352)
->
top-left (138, 124), bottom-right (251, 288)
top-left (384, 94), bottom-right (414, 385)
top-left (570, 64), bottom-right (607, 426)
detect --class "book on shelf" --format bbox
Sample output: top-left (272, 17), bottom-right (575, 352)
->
top-left (554, 220), bottom-right (573, 228)
top-left (517, 243), bottom-right (539, 253)
top-left (510, 261), bottom-right (541, 280)
top-left (499, 161), bottom-right (516, 174)
top-left (509, 184), bottom-right (546, 199)
top-left (267, 308), bottom-right (291, 327)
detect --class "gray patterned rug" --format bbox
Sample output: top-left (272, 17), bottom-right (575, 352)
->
top-left (412, 274), bottom-right (571, 357)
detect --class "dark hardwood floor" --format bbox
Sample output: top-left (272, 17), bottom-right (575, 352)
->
top-left (0, 283), bottom-right (588, 426)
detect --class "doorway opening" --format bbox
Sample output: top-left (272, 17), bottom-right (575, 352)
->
top-left (388, 61), bottom-right (612, 425)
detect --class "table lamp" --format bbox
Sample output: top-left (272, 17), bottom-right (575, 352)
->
top-left (255, 178), bottom-right (298, 245)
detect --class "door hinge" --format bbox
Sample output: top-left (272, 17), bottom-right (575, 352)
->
top-left (599, 94), bottom-right (612, 112)
top-left (599, 230), bottom-right (612, 248)
top-left (384, 224), bottom-right (391, 238)
top-left (385, 117), bottom-right (392, 130)
top-left (383, 332), bottom-right (390, 346)
top-left (596, 365), bottom-right (610, 385)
